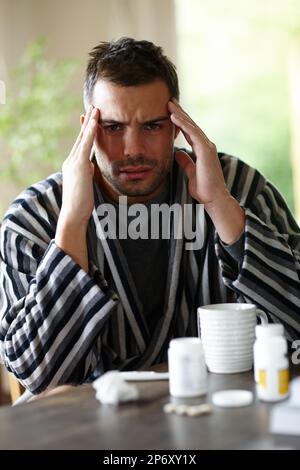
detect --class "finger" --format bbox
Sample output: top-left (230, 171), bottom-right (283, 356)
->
top-left (168, 100), bottom-right (197, 125)
top-left (80, 104), bottom-right (95, 135)
top-left (170, 113), bottom-right (194, 147)
top-left (168, 100), bottom-right (211, 144)
top-left (68, 105), bottom-right (94, 158)
top-left (78, 107), bottom-right (99, 158)
top-left (175, 150), bottom-right (195, 180)
top-left (170, 111), bottom-right (212, 148)
top-left (168, 101), bottom-right (198, 131)
top-left (168, 101), bottom-right (201, 133)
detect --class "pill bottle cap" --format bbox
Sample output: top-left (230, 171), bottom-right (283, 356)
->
top-left (169, 337), bottom-right (203, 355)
top-left (212, 389), bottom-right (253, 408)
top-left (255, 323), bottom-right (284, 340)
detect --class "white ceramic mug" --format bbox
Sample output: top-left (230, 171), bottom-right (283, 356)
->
top-left (197, 303), bottom-right (268, 374)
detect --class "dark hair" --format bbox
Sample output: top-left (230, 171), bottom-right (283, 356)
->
top-left (83, 37), bottom-right (179, 108)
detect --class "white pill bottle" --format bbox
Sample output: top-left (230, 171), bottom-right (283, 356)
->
top-left (255, 330), bottom-right (289, 402)
top-left (168, 337), bottom-right (207, 398)
top-left (254, 323), bottom-right (285, 383)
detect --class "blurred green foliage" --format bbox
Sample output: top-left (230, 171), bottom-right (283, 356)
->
top-left (175, 0), bottom-right (300, 213)
top-left (0, 38), bottom-right (80, 185)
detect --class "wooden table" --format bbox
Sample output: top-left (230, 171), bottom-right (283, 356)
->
top-left (0, 367), bottom-right (299, 450)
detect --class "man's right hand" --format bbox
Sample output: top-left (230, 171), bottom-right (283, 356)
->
top-left (60, 105), bottom-right (99, 226)
top-left (55, 105), bottom-right (100, 272)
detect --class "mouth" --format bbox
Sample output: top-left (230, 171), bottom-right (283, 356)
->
top-left (119, 166), bottom-right (153, 181)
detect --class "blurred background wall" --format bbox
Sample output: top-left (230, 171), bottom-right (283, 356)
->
top-left (0, 0), bottom-right (300, 219)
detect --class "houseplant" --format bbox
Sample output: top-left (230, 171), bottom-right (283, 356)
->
top-left (0, 38), bottom-right (80, 186)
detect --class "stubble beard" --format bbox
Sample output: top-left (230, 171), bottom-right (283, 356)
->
top-left (94, 152), bottom-right (173, 197)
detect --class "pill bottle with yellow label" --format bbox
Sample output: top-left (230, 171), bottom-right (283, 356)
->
top-left (254, 323), bottom-right (284, 383)
top-left (255, 335), bottom-right (289, 402)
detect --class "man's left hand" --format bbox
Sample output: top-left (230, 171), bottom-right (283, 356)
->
top-left (168, 99), bottom-right (245, 245)
top-left (168, 99), bottom-right (228, 209)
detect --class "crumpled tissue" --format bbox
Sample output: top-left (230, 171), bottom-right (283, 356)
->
top-left (92, 371), bottom-right (139, 405)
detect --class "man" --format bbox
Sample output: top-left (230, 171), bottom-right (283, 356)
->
top-left (1, 38), bottom-right (300, 395)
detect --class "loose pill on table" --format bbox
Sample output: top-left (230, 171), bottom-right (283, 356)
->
top-left (163, 403), bottom-right (177, 413)
top-left (186, 404), bottom-right (212, 416)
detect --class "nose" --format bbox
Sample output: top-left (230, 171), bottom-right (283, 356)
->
top-left (123, 128), bottom-right (145, 158)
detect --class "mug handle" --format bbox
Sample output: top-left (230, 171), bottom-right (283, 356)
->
top-left (256, 309), bottom-right (268, 325)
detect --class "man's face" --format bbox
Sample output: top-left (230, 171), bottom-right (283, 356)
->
top-left (90, 79), bottom-right (178, 202)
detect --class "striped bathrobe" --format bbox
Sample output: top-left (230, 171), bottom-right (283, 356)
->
top-left (1, 152), bottom-right (300, 394)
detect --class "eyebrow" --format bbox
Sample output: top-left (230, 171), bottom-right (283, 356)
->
top-left (100, 116), bottom-right (170, 126)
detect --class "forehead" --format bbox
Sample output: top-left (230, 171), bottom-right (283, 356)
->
top-left (92, 79), bottom-right (171, 120)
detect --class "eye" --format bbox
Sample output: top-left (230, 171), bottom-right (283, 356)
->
top-left (144, 122), bottom-right (161, 131)
top-left (103, 124), bottom-right (123, 133)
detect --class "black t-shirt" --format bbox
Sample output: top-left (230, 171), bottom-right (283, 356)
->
top-left (103, 186), bottom-right (170, 335)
